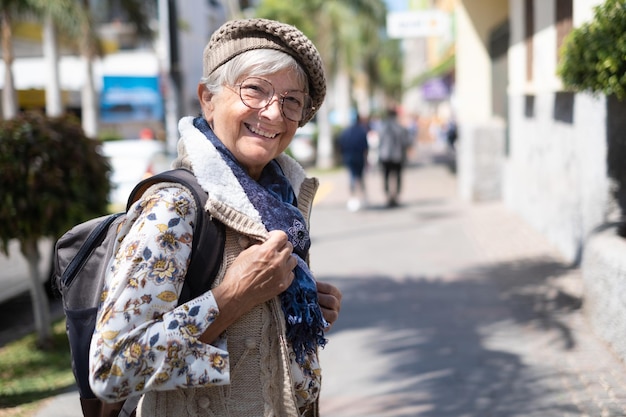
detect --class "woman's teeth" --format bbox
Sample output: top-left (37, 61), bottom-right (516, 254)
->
top-left (248, 124), bottom-right (278, 139)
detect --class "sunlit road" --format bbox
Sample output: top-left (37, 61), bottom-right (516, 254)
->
top-left (312, 151), bottom-right (626, 417)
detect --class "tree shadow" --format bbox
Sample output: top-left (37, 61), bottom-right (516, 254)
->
top-left (319, 256), bottom-right (584, 416)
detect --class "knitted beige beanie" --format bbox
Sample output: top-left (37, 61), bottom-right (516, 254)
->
top-left (203, 18), bottom-right (326, 126)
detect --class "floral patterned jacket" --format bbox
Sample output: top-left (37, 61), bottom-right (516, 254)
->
top-left (89, 116), bottom-right (321, 416)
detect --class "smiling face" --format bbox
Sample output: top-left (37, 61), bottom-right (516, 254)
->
top-left (198, 69), bottom-right (303, 180)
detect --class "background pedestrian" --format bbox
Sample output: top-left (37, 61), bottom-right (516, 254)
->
top-left (377, 107), bottom-right (413, 207)
top-left (338, 114), bottom-right (370, 211)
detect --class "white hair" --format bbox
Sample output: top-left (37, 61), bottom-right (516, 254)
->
top-left (200, 49), bottom-right (308, 95)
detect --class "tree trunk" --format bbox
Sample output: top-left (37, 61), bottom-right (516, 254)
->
top-left (43, 14), bottom-right (63, 117)
top-left (1, 10), bottom-right (18, 119)
top-left (81, 57), bottom-right (98, 138)
top-left (80, 0), bottom-right (98, 138)
top-left (20, 239), bottom-right (53, 349)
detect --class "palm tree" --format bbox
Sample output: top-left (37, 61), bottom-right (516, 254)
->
top-left (0, 0), bottom-right (88, 119)
top-left (77, 0), bottom-right (99, 137)
top-left (0, 0), bottom-right (35, 119)
top-left (42, 14), bottom-right (62, 116)
top-left (36, 0), bottom-right (154, 137)
top-left (36, 0), bottom-right (87, 117)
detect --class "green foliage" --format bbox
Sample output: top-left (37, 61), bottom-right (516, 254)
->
top-left (559, 0), bottom-right (626, 100)
top-left (0, 112), bottom-right (111, 254)
top-left (375, 37), bottom-right (404, 101)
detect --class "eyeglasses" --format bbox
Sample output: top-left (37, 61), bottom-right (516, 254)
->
top-left (231, 77), bottom-right (312, 123)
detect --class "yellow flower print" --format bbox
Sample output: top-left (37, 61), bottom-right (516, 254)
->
top-left (123, 342), bottom-right (144, 367)
top-left (135, 380), bottom-right (145, 392)
top-left (143, 196), bottom-right (159, 212)
top-left (172, 197), bottom-right (190, 218)
top-left (154, 372), bottom-right (170, 385)
top-left (123, 241), bottom-right (139, 260)
top-left (169, 356), bottom-right (186, 369)
top-left (180, 320), bottom-right (201, 339)
top-left (129, 277), bottom-right (139, 289)
top-left (149, 255), bottom-right (178, 284)
top-left (167, 343), bottom-right (182, 358)
top-left (209, 353), bottom-right (227, 373)
top-left (157, 230), bottom-right (180, 252)
top-left (110, 364), bottom-right (124, 377)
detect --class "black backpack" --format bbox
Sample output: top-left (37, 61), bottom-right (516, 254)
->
top-left (54, 168), bottom-right (225, 417)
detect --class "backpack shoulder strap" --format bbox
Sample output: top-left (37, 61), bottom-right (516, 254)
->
top-left (127, 169), bottom-right (225, 304)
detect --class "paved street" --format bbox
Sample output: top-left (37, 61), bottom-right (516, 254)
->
top-left (7, 145), bottom-right (626, 417)
top-left (313, 147), bottom-right (626, 417)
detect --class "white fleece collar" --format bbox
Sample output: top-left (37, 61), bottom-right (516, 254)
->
top-left (176, 116), bottom-right (308, 223)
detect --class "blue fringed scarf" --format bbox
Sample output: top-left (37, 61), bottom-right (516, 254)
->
top-left (193, 117), bottom-right (327, 363)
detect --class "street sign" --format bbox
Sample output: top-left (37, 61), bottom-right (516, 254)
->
top-left (386, 10), bottom-right (450, 38)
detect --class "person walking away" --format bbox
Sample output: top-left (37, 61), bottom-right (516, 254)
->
top-left (377, 107), bottom-right (412, 207)
top-left (338, 115), bottom-right (370, 211)
top-left (88, 18), bottom-right (342, 417)
top-left (446, 118), bottom-right (458, 150)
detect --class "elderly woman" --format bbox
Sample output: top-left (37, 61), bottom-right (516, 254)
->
top-left (89, 18), bottom-right (342, 417)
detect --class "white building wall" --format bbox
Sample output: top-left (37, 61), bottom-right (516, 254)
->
top-left (504, 0), bottom-right (611, 263)
top-left (455, 0), bottom-right (508, 201)
top-left (456, 1), bottom-right (507, 123)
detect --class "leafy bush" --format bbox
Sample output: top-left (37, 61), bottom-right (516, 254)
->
top-left (559, 0), bottom-right (626, 100)
top-left (559, 0), bottom-right (626, 232)
top-left (0, 112), bottom-right (112, 253)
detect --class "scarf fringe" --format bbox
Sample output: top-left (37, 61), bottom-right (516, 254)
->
top-left (280, 266), bottom-right (328, 364)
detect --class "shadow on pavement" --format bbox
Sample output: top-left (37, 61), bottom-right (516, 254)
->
top-left (319, 255), bottom-right (582, 417)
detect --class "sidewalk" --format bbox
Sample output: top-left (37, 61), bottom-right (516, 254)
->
top-left (313, 147), bottom-right (626, 416)
top-left (30, 145), bottom-right (626, 416)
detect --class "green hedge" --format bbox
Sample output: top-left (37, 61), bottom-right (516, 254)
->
top-left (559, 0), bottom-right (626, 100)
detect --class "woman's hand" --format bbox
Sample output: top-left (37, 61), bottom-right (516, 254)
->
top-left (316, 281), bottom-right (342, 330)
top-left (221, 230), bottom-right (297, 309)
top-left (200, 230), bottom-right (296, 343)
